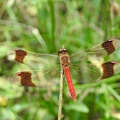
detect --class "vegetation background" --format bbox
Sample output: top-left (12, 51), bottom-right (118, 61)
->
top-left (0, 0), bottom-right (120, 120)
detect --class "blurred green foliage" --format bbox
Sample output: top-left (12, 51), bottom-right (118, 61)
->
top-left (0, 0), bottom-right (120, 120)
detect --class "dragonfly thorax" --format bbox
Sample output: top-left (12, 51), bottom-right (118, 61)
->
top-left (58, 47), bottom-right (70, 67)
top-left (60, 55), bottom-right (70, 67)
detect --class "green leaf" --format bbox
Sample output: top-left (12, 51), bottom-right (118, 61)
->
top-left (66, 101), bottom-right (89, 113)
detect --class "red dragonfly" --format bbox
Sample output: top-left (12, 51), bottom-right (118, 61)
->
top-left (7, 39), bottom-right (120, 101)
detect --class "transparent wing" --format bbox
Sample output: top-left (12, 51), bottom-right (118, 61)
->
top-left (7, 49), bottom-right (60, 70)
top-left (70, 60), bottom-right (102, 84)
top-left (7, 49), bottom-right (62, 87)
top-left (70, 39), bottom-right (120, 61)
top-left (70, 60), bottom-right (120, 84)
top-left (11, 66), bottom-right (61, 88)
top-left (69, 39), bottom-right (120, 84)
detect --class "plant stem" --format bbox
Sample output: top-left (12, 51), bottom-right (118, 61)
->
top-left (58, 69), bottom-right (64, 120)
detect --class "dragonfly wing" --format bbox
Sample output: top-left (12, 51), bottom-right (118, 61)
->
top-left (70, 39), bottom-right (120, 61)
top-left (7, 49), bottom-right (61, 87)
top-left (11, 67), bottom-right (61, 87)
top-left (70, 60), bottom-right (120, 84)
top-left (7, 49), bottom-right (59, 70)
top-left (70, 60), bottom-right (101, 84)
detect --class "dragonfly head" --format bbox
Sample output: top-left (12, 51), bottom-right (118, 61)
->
top-left (58, 47), bottom-right (68, 56)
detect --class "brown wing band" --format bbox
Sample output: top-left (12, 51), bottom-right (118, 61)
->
top-left (17, 72), bottom-right (35, 87)
top-left (101, 61), bottom-right (117, 79)
top-left (15, 50), bottom-right (27, 63)
top-left (102, 40), bottom-right (115, 55)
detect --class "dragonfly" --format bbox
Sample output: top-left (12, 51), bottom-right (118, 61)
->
top-left (7, 39), bottom-right (120, 101)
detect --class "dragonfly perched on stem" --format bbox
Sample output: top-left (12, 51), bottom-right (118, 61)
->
top-left (7, 39), bottom-right (120, 101)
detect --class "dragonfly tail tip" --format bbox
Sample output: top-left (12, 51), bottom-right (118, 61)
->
top-left (73, 98), bottom-right (76, 102)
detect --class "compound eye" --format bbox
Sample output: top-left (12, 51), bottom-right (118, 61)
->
top-left (58, 49), bottom-right (68, 55)
top-left (58, 49), bottom-right (62, 55)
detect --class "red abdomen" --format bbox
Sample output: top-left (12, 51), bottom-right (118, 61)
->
top-left (64, 67), bottom-right (76, 101)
